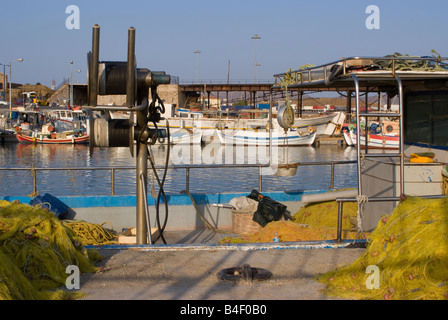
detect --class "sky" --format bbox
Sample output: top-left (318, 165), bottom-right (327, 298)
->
top-left (1, 0), bottom-right (448, 88)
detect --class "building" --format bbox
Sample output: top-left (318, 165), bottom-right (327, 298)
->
top-left (0, 72), bottom-right (7, 101)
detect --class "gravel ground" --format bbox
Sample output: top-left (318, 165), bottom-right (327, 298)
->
top-left (79, 246), bottom-right (365, 300)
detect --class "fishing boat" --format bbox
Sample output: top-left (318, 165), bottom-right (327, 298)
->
top-left (14, 109), bottom-right (89, 144)
top-left (273, 54), bottom-right (448, 232)
top-left (0, 129), bottom-right (17, 143)
top-left (50, 109), bottom-right (87, 133)
top-left (158, 107), bottom-right (345, 142)
top-left (163, 128), bottom-right (203, 145)
top-left (217, 128), bottom-right (316, 146)
top-left (344, 120), bottom-right (400, 149)
top-left (15, 127), bottom-right (89, 144)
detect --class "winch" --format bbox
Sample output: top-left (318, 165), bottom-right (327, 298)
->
top-left (86, 24), bottom-right (171, 245)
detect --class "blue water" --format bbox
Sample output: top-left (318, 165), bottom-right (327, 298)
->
top-left (0, 142), bottom-right (358, 197)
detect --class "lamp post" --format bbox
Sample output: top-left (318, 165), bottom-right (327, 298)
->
top-left (194, 50), bottom-right (201, 84)
top-left (0, 63), bottom-right (6, 102)
top-left (7, 58), bottom-right (23, 118)
top-left (251, 34), bottom-right (261, 83)
top-left (70, 60), bottom-right (73, 109)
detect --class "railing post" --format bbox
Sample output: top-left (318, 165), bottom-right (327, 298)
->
top-left (111, 168), bottom-right (115, 195)
top-left (259, 166), bottom-right (263, 192)
top-left (31, 165), bottom-right (37, 197)
top-left (337, 201), bottom-right (343, 242)
top-left (330, 162), bottom-right (335, 189)
top-left (186, 168), bottom-right (190, 192)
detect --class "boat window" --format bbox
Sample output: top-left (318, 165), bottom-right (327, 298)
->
top-left (405, 91), bottom-right (448, 149)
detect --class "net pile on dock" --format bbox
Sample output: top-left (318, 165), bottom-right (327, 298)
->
top-left (0, 200), bottom-right (100, 300)
top-left (317, 196), bottom-right (448, 300)
top-left (220, 199), bottom-right (361, 243)
top-left (293, 199), bottom-right (359, 230)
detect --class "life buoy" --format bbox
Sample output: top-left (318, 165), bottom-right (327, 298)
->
top-left (277, 104), bottom-right (294, 129)
top-left (158, 137), bottom-right (165, 144)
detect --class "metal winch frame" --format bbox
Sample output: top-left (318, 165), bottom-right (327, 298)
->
top-left (86, 24), bottom-right (170, 245)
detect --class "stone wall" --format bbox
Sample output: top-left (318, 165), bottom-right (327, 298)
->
top-left (157, 84), bottom-right (186, 108)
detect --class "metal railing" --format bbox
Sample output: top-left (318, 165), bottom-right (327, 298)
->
top-left (273, 55), bottom-right (448, 88)
top-left (0, 160), bottom-right (356, 197)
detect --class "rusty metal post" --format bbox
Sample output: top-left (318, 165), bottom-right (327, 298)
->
top-left (89, 24), bottom-right (100, 107)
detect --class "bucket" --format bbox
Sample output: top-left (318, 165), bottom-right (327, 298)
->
top-left (275, 163), bottom-right (298, 177)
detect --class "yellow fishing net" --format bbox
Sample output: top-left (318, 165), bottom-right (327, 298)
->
top-left (317, 196), bottom-right (448, 300)
top-left (220, 198), bottom-right (363, 243)
top-left (0, 200), bottom-right (110, 300)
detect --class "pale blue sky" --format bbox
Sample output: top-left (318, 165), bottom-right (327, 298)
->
top-left (1, 0), bottom-right (447, 87)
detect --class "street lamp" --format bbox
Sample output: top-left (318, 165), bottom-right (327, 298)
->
top-left (70, 60), bottom-right (74, 109)
top-left (251, 34), bottom-right (261, 83)
top-left (194, 50), bottom-right (201, 84)
top-left (69, 61), bottom-right (82, 108)
top-left (7, 58), bottom-right (23, 117)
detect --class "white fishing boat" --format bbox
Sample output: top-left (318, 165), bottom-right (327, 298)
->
top-left (159, 107), bottom-right (345, 141)
top-left (217, 128), bottom-right (316, 146)
top-left (165, 128), bottom-right (203, 145)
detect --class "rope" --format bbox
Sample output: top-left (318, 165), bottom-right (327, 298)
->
top-left (354, 195), bottom-right (369, 241)
top-left (63, 220), bottom-right (117, 246)
top-left (181, 190), bottom-right (233, 234)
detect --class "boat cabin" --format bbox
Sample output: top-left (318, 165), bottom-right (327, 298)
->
top-left (273, 55), bottom-right (448, 231)
top-left (50, 109), bottom-right (87, 132)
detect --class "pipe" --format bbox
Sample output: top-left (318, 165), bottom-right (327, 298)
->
top-left (89, 24), bottom-right (100, 107)
top-left (301, 189), bottom-right (358, 204)
top-left (140, 174), bottom-right (153, 245)
top-left (126, 27), bottom-right (136, 108)
top-left (352, 74), bottom-right (362, 197)
top-left (395, 75), bottom-right (405, 196)
top-left (126, 26), bottom-right (148, 245)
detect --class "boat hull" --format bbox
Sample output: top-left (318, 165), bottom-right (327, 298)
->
top-left (348, 130), bottom-right (399, 149)
top-left (217, 129), bottom-right (316, 146)
top-left (16, 132), bottom-right (89, 144)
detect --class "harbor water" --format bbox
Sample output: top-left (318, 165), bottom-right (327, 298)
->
top-left (0, 141), bottom-right (358, 197)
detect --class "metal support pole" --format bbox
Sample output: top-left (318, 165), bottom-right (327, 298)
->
top-left (337, 201), bottom-right (343, 242)
top-left (364, 88), bottom-right (369, 154)
top-left (395, 75), bottom-right (405, 196)
top-left (126, 26), bottom-right (148, 245)
top-left (111, 168), bottom-right (115, 195)
top-left (186, 168), bottom-right (190, 192)
top-left (89, 25), bottom-right (100, 107)
top-left (330, 162), bottom-right (335, 189)
top-left (352, 74), bottom-right (362, 197)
